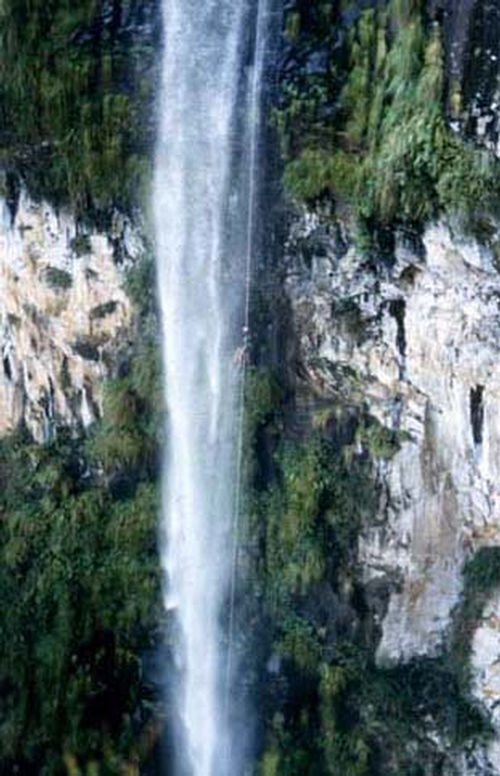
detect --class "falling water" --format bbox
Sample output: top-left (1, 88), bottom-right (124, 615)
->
top-left (153, 1), bottom-right (271, 775)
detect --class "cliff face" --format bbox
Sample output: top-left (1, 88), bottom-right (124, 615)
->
top-left (3, 0), bottom-right (500, 774)
top-left (0, 193), bottom-right (143, 441)
top-left (284, 206), bottom-right (500, 770)
top-left (0, 2), bottom-right (164, 772)
top-left (0, 193), bottom-right (160, 774)
top-left (431, 0), bottom-right (500, 152)
top-left (269, 2), bottom-right (500, 771)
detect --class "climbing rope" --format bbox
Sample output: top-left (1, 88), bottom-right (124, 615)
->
top-left (223, 0), bottom-right (268, 732)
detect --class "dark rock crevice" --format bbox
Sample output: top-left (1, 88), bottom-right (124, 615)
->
top-left (470, 384), bottom-right (485, 445)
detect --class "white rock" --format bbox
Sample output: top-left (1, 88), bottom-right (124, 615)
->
top-left (285, 215), bottom-right (500, 664)
top-left (0, 193), bottom-right (143, 442)
top-left (470, 591), bottom-right (500, 774)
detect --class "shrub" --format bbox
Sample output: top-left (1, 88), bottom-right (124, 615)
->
top-left (280, 1), bottom-right (500, 230)
top-left (463, 547), bottom-right (500, 593)
top-left (0, 433), bottom-right (162, 772)
top-left (72, 336), bottom-right (100, 362)
top-left (0, 0), bottom-right (158, 219)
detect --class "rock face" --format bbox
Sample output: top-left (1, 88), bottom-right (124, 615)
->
top-left (430, 0), bottom-right (500, 152)
top-left (0, 193), bottom-right (142, 442)
top-left (285, 208), bottom-right (500, 659)
top-left (283, 207), bottom-right (500, 769)
top-left (471, 591), bottom-right (500, 772)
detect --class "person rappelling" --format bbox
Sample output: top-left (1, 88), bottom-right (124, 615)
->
top-left (233, 324), bottom-right (250, 367)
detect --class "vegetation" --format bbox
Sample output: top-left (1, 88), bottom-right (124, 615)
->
top-left (90, 301), bottom-right (118, 320)
top-left (450, 547), bottom-right (500, 689)
top-left (0, 435), bottom-right (161, 773)
top-left (267, 13), bottom-right (500, 770)
top-left (356, 415), bottom-right (410, 460)
top-left (70, 235), bottom-right (92, 257)
top-left (0, 0), bottom-right (159, 220)
top-left (280, 1), bottom-right (500, 233)
top-left (244, 367), bottom-right (491, 775)
top-left (0, 250), bottom-right (163, 775)
top-left (44, 267), bottom-right (74, 291)
top-left (1, 0), bottom-right (497, 773)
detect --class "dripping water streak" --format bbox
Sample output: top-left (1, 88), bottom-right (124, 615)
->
top-left (224, 0), bottom-right (270, 715)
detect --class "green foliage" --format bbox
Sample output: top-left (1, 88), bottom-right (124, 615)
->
top-left (285, 11), bottom-right (302, 43)
top-left (0, 249), bottom-right (162, 773)
top-left (249, 372), bottom-right (488, 774)
top-left (0, 0), bottom-right (158, 219)
top-left (356, 415), bottom-right (410, 460)
top-left (245, 368), bottom-right (285, 439)
top-left (276, 616), bottom-right (322, 675)
top-left (463, 547), bottom-right (500, 593)
top-left (280, 1), bottom-right (500, 229)
top-left (72, 336), bottom-right (100, 362)
top-left (242, 367), bottom-right (285, 497)
top-left (263, 437), bottom-right (372, 608)
top-left (88, 338), bottom-right (162, 475)
top-left (284, 149), bottom-right (358, 203)
top-left (70, 235), bottom-right (92, 257)
top-left (450, 547), bottom-right (500, 694)
top-left (258, 641), bottom-right (489, 775)
top-left (260, 748), bottom-right (281, 776)
top-left (90, 300), bottom-right (118, 320)
top-left (273, 3), bottom-right (342, 161)
top-left (124, 249), bottom-right (157, 314)
top-left (88, 253), bottom-right (162, 475)
top-left (0, 433), bottom-right (161, 773)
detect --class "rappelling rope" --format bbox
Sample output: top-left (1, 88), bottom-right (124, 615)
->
top-left (223, 0), bottom-right (267, 729)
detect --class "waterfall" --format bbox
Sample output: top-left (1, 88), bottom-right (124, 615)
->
top-left (153, 1), bottom-right (271, 775)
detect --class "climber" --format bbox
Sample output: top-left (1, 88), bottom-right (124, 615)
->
top-left (233, 325), bottom-right (250, 367)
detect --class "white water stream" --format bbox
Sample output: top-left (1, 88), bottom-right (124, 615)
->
top-left (153, 2), bottom-right (270, 775)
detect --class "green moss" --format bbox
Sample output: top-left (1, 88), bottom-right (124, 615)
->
top-left (70, 235), bottom-right (92, 257)
top-left (44, 266), bottom-right (73, 291)
top-left (356, 415), bottom-right (410, 460)
top-left (89, 300), bottom-right (118, 320)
